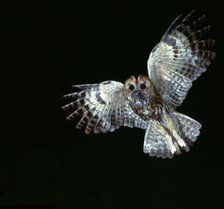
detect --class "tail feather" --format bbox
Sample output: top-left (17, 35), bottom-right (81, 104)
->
top-left (174, 112), bottom-right (202, 143)
top-left (143, 111), bottom-right (202, 159)
top-left (173, 111), bottom-right (202, 144)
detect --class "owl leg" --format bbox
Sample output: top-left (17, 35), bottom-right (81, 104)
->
top-left (143, 119), bottom-right (181, 159)
top-left (160, 112), bottom-right (190, 152)
top-left (160, 111), bottom-right (202, 155)
top-left (144, 111), bottom-right (199, 159)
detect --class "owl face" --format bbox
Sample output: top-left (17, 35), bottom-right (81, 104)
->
top-left (123, 75), bottom-right (159, 108)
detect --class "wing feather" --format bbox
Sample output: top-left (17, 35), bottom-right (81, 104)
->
top-left (62, 80), bottom-right (148, 134)
top-left (147, 11), bottom-right (215, 109)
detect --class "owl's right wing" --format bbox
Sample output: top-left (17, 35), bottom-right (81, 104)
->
top-left (62, 80), bottom-right (148, 134)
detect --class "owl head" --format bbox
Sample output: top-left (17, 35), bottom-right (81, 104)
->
top-left (123, 75), bottom-right (160, 109)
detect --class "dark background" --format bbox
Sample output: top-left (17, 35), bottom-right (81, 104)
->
top-left (0, 1), bottom-right (223, 209)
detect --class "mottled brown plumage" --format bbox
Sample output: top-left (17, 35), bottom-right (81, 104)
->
top-left (123, 75), bottom-right (164, 120)
top-left (62, 11), bottom-right (215, 159)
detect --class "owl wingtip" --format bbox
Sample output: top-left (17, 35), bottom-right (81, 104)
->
top-left (61, 105), bottom-right (67, 110)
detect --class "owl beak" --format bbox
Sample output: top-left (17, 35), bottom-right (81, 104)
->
top-left (132, 90), bottom-right (144, 100)
top-left (131, 90), bottom-right (147, 107)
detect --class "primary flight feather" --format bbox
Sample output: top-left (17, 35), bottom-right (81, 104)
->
top-left (62, 11), bottom-right (215, 159)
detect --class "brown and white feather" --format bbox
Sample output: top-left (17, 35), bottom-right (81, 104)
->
top-left (62, 12), bottom-right (215, 159)
top-left (147, 11), bottom-right (215, 110)
top-left (62, 80), bottom-right (148, 134)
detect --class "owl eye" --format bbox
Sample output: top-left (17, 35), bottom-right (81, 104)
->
top-left (129, 84), bottom-right (135, 91)
top-left (140, 83), bottom-right (146, 90)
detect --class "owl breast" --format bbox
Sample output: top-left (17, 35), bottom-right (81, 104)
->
top-left (131, 90), bottom-right (150, 108)
top-left (130, 95), bottom-right (163, 120)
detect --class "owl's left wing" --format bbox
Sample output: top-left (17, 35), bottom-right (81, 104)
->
top-left (147, 11), bottom-right (215, 110)
top-left (62, 80), bottom-right (148, 134)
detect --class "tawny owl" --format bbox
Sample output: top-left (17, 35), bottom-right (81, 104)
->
top-left (62, 11), bottom-right (215, 159)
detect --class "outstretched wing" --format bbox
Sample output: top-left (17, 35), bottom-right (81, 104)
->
top-left (147, 11), bottom-right (216, 110)
top-left (62, 80), bottom-right (148, 134)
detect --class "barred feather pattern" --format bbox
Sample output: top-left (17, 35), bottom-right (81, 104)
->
top-left (173, 112), bottom-right (201, 144)
top-left (62, 12), bottom-right (215, 159)
top-left (143, 119), bottom-right (174, 159)
top-left (147, 11), bottom-right (216, 109)
top-left (143, 111), bottom-right (201, 159)
top-left (62, 81), bottom-right (148, 134)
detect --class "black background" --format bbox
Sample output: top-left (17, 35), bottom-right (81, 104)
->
top-left (0, 1), bottom-right (223, 209)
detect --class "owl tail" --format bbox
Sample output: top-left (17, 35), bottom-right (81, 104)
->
top-left (172, 112), bottom-right (202, 145)
top-left (143, 111), bottom-right (201, 159)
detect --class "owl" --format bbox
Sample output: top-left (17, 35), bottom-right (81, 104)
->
top-left (62, 11), bottom-right (215, 159)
